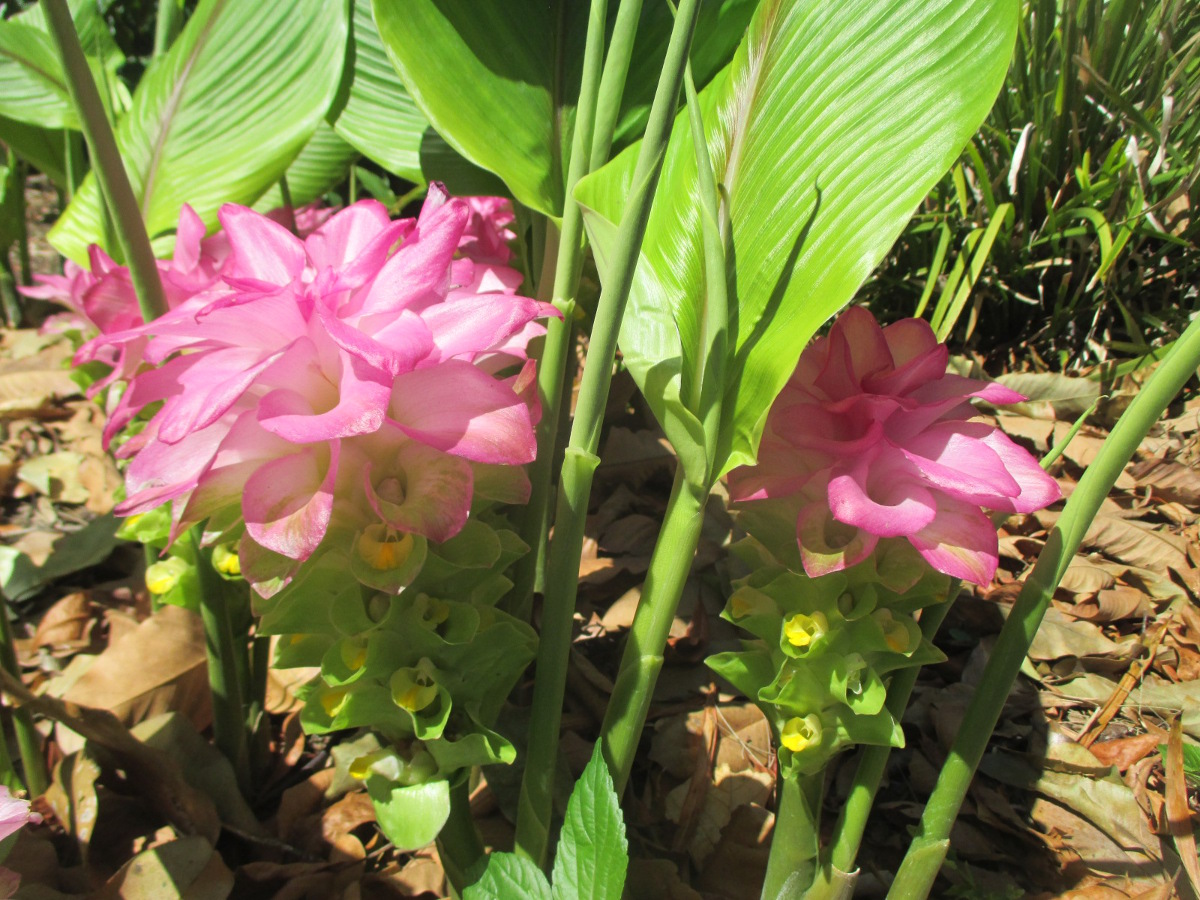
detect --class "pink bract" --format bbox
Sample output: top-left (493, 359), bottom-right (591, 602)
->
top-left (87, 187), bottom-right (548, 592)
top-left (727, 306), bottom-right (1061, 585)
top-left (0, 786), bottom-right (31, 843)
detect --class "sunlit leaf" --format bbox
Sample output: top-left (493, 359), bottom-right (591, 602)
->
top-left (577, 0), bottom-right (1017, 482)
top-left (255, 120), bottom-right (359, 213)
top-left (49, 0), bottom-right (348, 263)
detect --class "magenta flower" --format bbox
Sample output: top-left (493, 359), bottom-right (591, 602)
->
top-left (92, 187), bottom-right (550, 592)
top-left (728, 306), bottom-right (1060, 585)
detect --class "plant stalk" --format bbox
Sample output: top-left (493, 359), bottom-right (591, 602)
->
top-left (153, 0), bottom-right (184, 58)
top-left (437, 777), bottom-right (487, 897)
top-left (600, 468), bottom-right (708, 793)
top-left (185, 529), bottom-right (252, 796)
top-left (512, 0), bottom-right (702, 866)
top-left (807, 594), bottom-right (957, 900)
top-left (762, 773), bottom-right (825, 900)
top-left (43, 0), bottom-right (166, 322)
top-left (511, 0), bottom-right (608, 620)
top-left (0, 597), bottom-right (46, 795)
top-left (887, 313), bottom-right (1200, 899)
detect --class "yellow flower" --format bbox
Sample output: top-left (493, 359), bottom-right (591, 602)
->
top-left (780, 715), bottom-right (823, 753)
top-left (783, 611), bottom-right (828, 649)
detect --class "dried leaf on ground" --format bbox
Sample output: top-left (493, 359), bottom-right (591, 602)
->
top-left (60, 604), bottom-right (211, 730)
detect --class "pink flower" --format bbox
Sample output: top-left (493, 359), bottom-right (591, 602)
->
top-left (93, 187), bottom-right (549, 592)
top-left (728, 306), bottom-right (1060, 585)
top-left (0, 787), bottom-right (31, 843)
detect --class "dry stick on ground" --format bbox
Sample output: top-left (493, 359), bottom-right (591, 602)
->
top-left (1078, 615), bottom-right (1174, 748)
top-left (0, 667), bottom-right (220, 840)
top-left (1166, 717), bottom-right (1200, 898)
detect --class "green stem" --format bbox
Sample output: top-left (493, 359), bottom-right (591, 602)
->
top-left (512, 0), bottom-right (702, 866)
top-left (278, 174), bottom-right (297, 234)
top-left (589, 0), bottom-right (644, 170)
top-left (600, 469), bottom-right (708, 794)
top-left (887, 314), bottom-right (1200, 900)
top-left (0, 598), bottom-right (46, 795)
top-left (153, 0), bottom-right (183, 58)
top-left (43, 0), bottom-right (166, 322)
top-left (437, 777), bottom-right (487, 897)
top-left (807, 595), bottom-right (957, 900)
top-left (185, 528), bottom-right (251, 796)
top-left (0, 713), bottom-right (22, 794)
top-left (511, 0), bottom-right (607, 616)
top-left (0, 254), bottom-right (20, 329)
top-left (14, 159), bottom-right (31, 290)
top-left (762, 774), bottom-right (825, 900)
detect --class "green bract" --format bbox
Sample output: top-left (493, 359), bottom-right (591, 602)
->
top-left (709, 541), bottom-right (950, 776)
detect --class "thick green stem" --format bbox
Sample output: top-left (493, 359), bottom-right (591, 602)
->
top-left (511, 0), bottom-right (607, 619)
top-left (153, 0), bottom-right (183, 58)
top-left (0, 255), bottom-right (20, 329)
top-left (600, 469), bottom-right (708, 794)
top-left (763, 774), bottom-right (825, 900)
top-left (887, 314), bottom-right (1200, 899)
top-left (438, 777), bottom-right (487, 897)
top-left (14, 159), bottom-right (31, 290)
top-left (185, 529), bottom-right (251, 796)
top-left (0, 714), bottom-right (22, 794)
top-left (512, 0), bottom-right (702, 867)
top-left (43, 0), bottom-right (166, 322)
top-left (807, 596), bottom-right (956, 900)
top-left (589, 0), bottom-right (644, 170)
top-left (0, 599), bottom-right (46, 795)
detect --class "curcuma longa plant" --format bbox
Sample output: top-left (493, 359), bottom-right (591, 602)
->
top-left (29, 0), bottom-right (1200, 897)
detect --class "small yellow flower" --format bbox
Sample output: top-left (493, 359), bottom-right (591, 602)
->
top-left (729, 586), bottom-right (775, 619)
top-left (212, 543), bottom-right (241, 576)
top-left (783, 611), bottom-right (828, 649)
top-left (357, 525), bottom-right (415, 571)
top-left (391, 660), bottom-right (439, 713)
top-left (145, 557), bottom-right (188, 595)
top-left (320, 686), bottom-right (350, 718)
top-left (340, 638), bottom-right (368, 672)
top-left (780, 714), bottom-right (823, 753)
top-left (873, 609), bottom-right (913, 653)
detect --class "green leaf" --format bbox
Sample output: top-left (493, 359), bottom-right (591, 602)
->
top-left (465, 852), bottom-right (552, 900)
top-left (0, 115), bottom-right (68, 187)
top-left (373, 0), bottom-right (590, 216)
top-left (551, 744), bottom-right (629, 900)
top-left (49, 0), bottom-right (349, 263)
top-left (0, 20), bottom-right (76, 129)
top-left (576, 0), bottom-right (1017, 481)
top-left (330, 0), bottom-right (426, 182)
top-left (367, 777), bottom-right (453, 853)
top-left (255, 120), bottom-right (360, 212)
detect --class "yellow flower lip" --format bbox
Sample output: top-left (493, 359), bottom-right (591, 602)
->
top-left (340, 638), bottom-right (368, 672)
top-left (783, 611), bottom-right (828, 649)
top-left (391, 660), bottom-right (439, 713)
top-left (145, 557), bottom-right (188, 595)
top-left (212, 543), bottom-right (241, 576)
top-left (781, 714), bottom-right (823, 753)
top-left (357, 525), bottom-right (416, 571)
top-left (873, 609), bottom-right (913, 653)
top-left (320, 686), bottom-right (350, 718)
top-left (729, 586), bottom-right (775, 619)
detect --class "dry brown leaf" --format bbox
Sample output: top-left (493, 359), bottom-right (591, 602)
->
top-left (32, 592), bottom-right (97, 654)
top-left (43, 750), bottom-right (101, 850)
top-left (1165, 718), bottom-right (1200, 895)
top-left (1060, 560), bottom-right (1119, 594)
top-left (1084, 515), bottom-right (1191, 571)
top-left (61, 604), bottom-right (211, 731)
top-left (0, 355), bottom-right (79, 418)
top-left (321, 791), bottom-right (375, 844)
top-left (695, 804), bottom-right (771, 898)
top-left (1027, 607), bottom-right (1135, 661)
top-left (1129, 456), bottom-right (1200, 506)
top-left (665, 764), bottom-right (773, 866)
top-left (367, 857), bottom-right (446, 897)
top-left (1066, 587), bottom-right (1154, 624)
top-left (1089, 733), bottom-right (1165, 772)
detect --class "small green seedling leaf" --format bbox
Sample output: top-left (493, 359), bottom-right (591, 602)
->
top-left (465, 852), bottom-right (552, 900)
top-left (551, 743), bottom-right (629, 900)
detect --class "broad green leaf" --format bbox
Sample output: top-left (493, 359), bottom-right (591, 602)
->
top-left (330, 0), bottom-right (426, 182)
top-left (0, 0), bottom-right (126, 130)
top-left (49, 0), bottom-right (348, 263)
top-left (0, 115), bottom-right (68, 187)
top-left (373, 0), bottom-right (590, 216)
top-left (576, 0), bottom-right (1017, 482)
top-left (0, 20), bottom-right (76, 128)
top-left (465, 852), bottom-right (552, 900)
top-left (551, 744), bottom-right (628, 900)
top-left (255, 121), bottom-right (360, 213)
